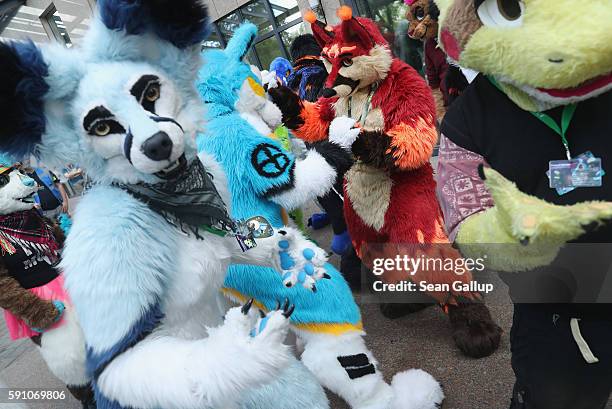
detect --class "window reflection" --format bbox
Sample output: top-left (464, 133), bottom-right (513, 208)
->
top-left (269, 0), bottom-right (300, 27)
top-left (212, 0), bottom-right (304, 69)
top-left (240, 0), bottom-right (273, 35)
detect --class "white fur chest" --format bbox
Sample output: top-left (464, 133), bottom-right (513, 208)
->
top-left (333, 91), bottom-right (384, 131)
top-left (345, 162), bottom-right (392, 231)
top-left (159, 231), bottom-right (233, 339)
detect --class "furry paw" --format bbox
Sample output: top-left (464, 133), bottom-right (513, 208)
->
top-left (390, 369), bottom-right (444, 409)
top-left (274, 228), bottom-right (330, 291)
top-left (329, 117), bottom-right (361, 150)
top-left (331, 231), bottom-right (352, 255)
top-left (267, 86), bottom-right (303, 129)
top-left (30, 301), bottom-right (65, 333)
top-left (460, 166), bottom-right (612, 272)
top-left (261, 70), bottom-right (279, 90)
top-left (250, 307), bottom-right (293, 345)
top-left (223, 302), bottom-right (257, 337)
top-left (258, 100), bottom-right (283, 129)
top-left (448, 303), bottom-right (502, 359)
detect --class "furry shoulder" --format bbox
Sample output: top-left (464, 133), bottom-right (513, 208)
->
top-left (375, 59), bottom-right (437, 127)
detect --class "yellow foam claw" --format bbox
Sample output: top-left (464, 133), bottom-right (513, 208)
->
top-left (456, 167), bottom-right (612, 272)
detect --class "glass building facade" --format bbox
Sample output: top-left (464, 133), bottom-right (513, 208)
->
top-left (204, 0), bottom-right (306, 70)
top-left (207, 0), bottom-right (423, 75)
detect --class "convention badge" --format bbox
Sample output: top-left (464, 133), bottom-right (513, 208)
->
top-left (245, 216), bottom-right (274, 238)
top-left (236, 232), bottom-right (257, 252)
top-left (547, 151), bottom-right (604, 195)
top-left (233, 216), bottom-right (275, 251)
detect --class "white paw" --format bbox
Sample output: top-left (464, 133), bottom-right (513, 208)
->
top-left (273, 227), bottom-right (330, 291)
top-left (223, 302), bottom-right (256, 337)
top-left (329, 116), bottom-right (361, 150)
top-left (259, 101), bottom-right (283, 129)
top-left (262, 70), bottom-right (279, 90)
top-left (250, 307), bottom-right (292, 345)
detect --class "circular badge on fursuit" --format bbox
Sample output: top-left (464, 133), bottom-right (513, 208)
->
top-left (251, 143), bottom-right (290, 178)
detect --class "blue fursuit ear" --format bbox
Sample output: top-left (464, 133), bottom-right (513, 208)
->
top-left (224, 23), bottom-right (258, 62)
top-left (99, 0), bottom-right (211, 48)
top-left (0, 41), bottom-right (49, 158)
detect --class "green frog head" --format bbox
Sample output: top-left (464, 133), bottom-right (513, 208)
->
top-left (435, 0), bottom-right (612, 111)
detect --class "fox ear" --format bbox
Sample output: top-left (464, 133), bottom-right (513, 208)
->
top-left (337, 6), bottom-right (374, 48)
top-left (304, 10), bottom-right (334, 46)
top-left (0, 41), bottom-right (49, 158)
top-left (98, 0), bottom-right (210, 49)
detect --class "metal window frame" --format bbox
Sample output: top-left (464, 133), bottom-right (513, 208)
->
top-left (212, 0), bottom-right (303, 69)
top-left (39, 2), bottom-right (72, 46)
top-left (0, 0), bottom-right (25, 35)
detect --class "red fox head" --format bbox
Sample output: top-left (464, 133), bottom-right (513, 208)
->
top-left (305, 7), bottom-right (393, 98)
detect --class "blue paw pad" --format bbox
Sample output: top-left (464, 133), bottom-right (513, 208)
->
top-left (280, 252), bottom-right (295, 269)
top-left (304, 263), bottom-right (315, 276)
top-left (298, 270), bottom-right (306, 283)
top-left (250, 315), bottom-right (271, 338)
top-left (302, 248), bottom-right (315, 260)
top-left (278, 240), bottom-right (290, 250)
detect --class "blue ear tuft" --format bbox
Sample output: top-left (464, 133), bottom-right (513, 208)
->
top-left (225, 23), bottom-right (258, 62)
top-left (99, 0), bottom-right (148, 36)
top-left (99, 0), bottom-right (211, 49)
top-left (0, 40), bottom-right (49, 158)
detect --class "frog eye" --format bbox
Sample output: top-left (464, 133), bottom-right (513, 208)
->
top-left (477, 0), bottom-right (524, 28)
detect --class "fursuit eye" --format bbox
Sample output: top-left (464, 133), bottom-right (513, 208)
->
top-left (477, 0), bottom-right (524, 28)
top-left (88, 119), bottom-right (126, 137)
top-left (145, 83), bottom-right (161, 102)
top-left (414, 7), bottom-right (425, 21)
top-left (94, 122), bottom-right (111, 136)
top-left (342, 58), bottom-right (353, 67)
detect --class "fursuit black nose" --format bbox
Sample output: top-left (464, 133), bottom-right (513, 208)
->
top-left (142, 131), bottom-right (173, 161)
top-left (321, 88), bottom-right (337, 98)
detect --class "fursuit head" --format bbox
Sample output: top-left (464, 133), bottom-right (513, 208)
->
top-left (269, 5), bottom-right (502, 360)
top-left (0, 1), bottom-right (334, 409)
top-left (434, 0), bottom-right (612, 111)
top-left (0, 160), bottom-right (38, 215)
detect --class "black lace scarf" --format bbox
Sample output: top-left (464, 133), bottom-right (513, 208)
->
top-left (117, 159), bottom-right (234, 239)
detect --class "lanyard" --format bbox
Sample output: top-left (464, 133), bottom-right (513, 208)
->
top-left (487, 76), bottom-right (577, 160)
top-left (531, 104), bottom-right (577, 160)
top-left (348, 83), bottom-right (377, 123)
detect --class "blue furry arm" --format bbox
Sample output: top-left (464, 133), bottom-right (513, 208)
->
top-left (98, 0), bottom-right (210, 48)
top-left (256, 142), bottom-right (337, 211)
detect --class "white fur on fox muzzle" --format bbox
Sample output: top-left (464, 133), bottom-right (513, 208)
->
top-left (124, 116), bottom-right (185, 174)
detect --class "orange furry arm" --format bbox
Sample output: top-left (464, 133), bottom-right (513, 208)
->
top-left (268, 86), bottom-right (332, 143)
top-left (387, 116), bottom-right (438, 170)
top-left (293, 101), bottom-right (331, 143)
